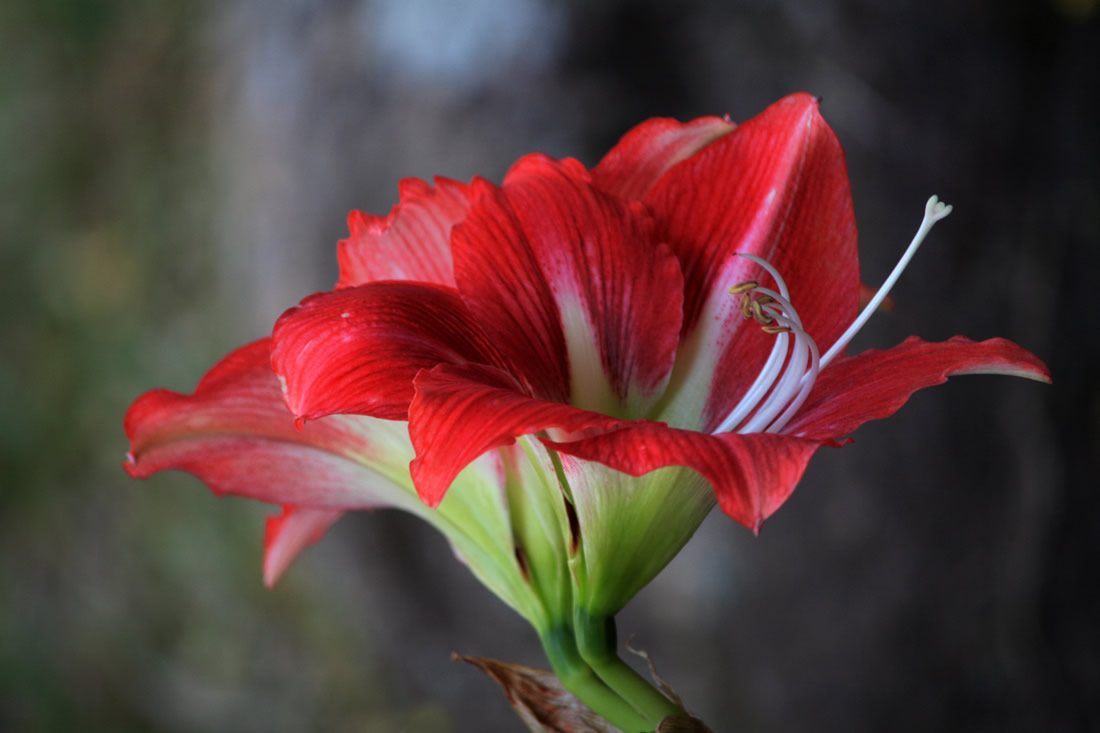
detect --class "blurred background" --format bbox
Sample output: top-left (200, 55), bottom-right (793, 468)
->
top-left (1, 0), bottom-right (1096, 731)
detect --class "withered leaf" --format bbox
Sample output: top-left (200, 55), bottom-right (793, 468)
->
top-left (455, 653), bottom-right (622, 733)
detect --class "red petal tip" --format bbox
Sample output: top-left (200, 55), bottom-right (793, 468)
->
top-left (294, 416), bottom-right (307, 431)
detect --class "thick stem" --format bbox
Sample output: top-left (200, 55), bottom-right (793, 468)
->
top-left (574, 610), bottom-right (685, 726)
top-left (540, 625), bottom-right (651, 732)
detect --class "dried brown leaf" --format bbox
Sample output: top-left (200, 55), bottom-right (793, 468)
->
top-left (454, 653), bottom-right (621, 733)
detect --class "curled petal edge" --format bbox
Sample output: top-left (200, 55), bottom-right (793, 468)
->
top-left (592, 114), bottom-right (736, 201)
top-left (336, 176), bottom-right (476, 289)
top-left (263, 506), bottom-right (343, 588)
top-left (125, 339), bottom-right (418, 584)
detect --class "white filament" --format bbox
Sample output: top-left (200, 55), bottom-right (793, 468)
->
top-left (716, 329), bottom-right (790, 433)
top-left (758, 312), bottom-right (820, 433)
top-left (713, 196), bottom-right (951, 436)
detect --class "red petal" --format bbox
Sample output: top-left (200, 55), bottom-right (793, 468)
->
top-left (544, 424), bottom-right (822, 531)
top-left (336, 176), bottom-right (475, 289)
top-left (125, 339), bottom-right (414, 509)
top-left (592, 115), bottom-right (736, 201)
top-left (787, 335), bottom-right (1052, 440)
top-left (263, 505), bottom-right (342, 587)
top-left (452, 155), bottom-right (683, 410)
top-left (408, 363), bottom-right (630, 507)
top-left (645, 93), bottom-right (859, 430)
top-left (271, 282), bottom-right (505, 421)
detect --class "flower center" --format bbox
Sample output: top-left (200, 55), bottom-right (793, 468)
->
top-left (713, 195), bottom-right (954, 435)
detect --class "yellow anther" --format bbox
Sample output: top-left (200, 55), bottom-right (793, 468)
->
top-left (728, 280), bottom-right (758, 295)
top-left (731, 276), bottom-right (795, 334)
top-left (739, 294), bottom-right (754, 319)
top-left (750, 298), bottom-right (775, 325)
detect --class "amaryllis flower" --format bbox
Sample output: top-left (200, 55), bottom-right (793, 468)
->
top-left (125, 93), bottom-right (1048, 731)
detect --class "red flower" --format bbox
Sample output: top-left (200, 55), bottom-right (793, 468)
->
top-left (126, 93), bottom-right (1048, 611)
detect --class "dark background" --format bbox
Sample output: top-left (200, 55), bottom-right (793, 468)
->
top-left (1, 1), bottom-right (1096, 731)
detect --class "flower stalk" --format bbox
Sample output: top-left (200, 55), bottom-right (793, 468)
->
top-left (539, 624), bottom-right (654, 731)
top-left (575, 611), bottom-right (686, 725)
top-left (540, 616), bottom-right (683, 732)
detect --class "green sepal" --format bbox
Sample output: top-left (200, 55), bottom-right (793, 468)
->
top-left (564, 461), bottom-right (715, 617)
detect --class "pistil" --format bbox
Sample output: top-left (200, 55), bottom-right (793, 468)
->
top-left (819, 196), bottom-right (953, 368)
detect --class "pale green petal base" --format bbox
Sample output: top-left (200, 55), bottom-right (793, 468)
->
top-left (562, 459), bottom-right (716, 617)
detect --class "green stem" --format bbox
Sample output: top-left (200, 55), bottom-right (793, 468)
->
top-left (540, 625), bottom-right (651, 732)
top-left (575, 610), bottom-right (685, 726)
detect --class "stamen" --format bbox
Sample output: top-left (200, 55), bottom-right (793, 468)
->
top-left (750, 298), bottom-right (775, 325)
top-left (739, 303), bottom-right (818, 434)
top-left (714, 196), bottom-right (950, 436)
top-left (818, 196), bottom-right (952, 369)
top-left (713, 255), bottom-right (819, 435)
top-left (739, 293), bottom-right (754, 319)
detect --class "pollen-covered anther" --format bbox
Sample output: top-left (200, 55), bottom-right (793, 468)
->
top-left (732, 280), bottom-right (785, 331)
top-left (749, 297), bottom-right (776, 326)
top-left (737, 292), bottom-right (754, 319)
